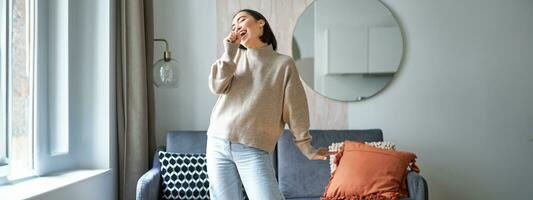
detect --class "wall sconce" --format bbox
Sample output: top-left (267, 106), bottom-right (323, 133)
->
top-left (153, 38), bottom-right (180, 88)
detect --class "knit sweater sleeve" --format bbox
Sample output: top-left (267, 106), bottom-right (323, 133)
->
top-left (282, 59), bottom-right (318, 160)
top-left (208, 41), bottom-right (239, 95)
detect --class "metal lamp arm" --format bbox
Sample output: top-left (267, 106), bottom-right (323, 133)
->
top-left (154, 38), bottom-right (171, 61)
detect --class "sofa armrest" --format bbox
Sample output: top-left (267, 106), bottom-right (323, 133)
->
top-left (406, 171), bottom-right (428, 200)
top-left (136, 167), bottom-right (161, 200)
top-left (136, 146), bottom-right (166, 200)
top-left (152, 146), bottom-right (166, 168)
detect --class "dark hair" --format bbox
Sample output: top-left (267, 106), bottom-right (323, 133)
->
top-left (233, 9), bottom-right (277, 51)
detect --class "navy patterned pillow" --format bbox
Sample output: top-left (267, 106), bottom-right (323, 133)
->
top-left (158, 151), bottom-right (248, 200)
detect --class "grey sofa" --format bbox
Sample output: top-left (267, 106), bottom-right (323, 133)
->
top-left (136, 129), bottom-right (428, 200)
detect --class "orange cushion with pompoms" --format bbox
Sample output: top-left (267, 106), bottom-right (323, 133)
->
top-left (321, 140), bottom-right (419, 200)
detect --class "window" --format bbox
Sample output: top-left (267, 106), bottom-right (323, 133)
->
top-left (1, 0), bottom-right (35, 179)
top-left (1, 0), bottom-right (111, 182)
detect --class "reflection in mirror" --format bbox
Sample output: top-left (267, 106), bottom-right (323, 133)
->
top-left (293, 0), bottom-right (403, 102)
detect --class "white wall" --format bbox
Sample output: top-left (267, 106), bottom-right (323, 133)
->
top-left (349, 0), bottom-right (533, 199)
top-left (153, 0), bottom-right (217, 146)
top-left (68, 0), bottom-right (114, 171)
top-left (153, 0), bottom-right (533, 199)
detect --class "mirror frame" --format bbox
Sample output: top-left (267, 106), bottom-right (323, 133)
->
top-left (291, 0), bottom-right (405, 102)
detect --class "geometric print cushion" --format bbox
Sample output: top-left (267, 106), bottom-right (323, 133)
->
top-left (158, 151), bottom-right (249, 200)
top-left (159, 152), bottom-right (210, 200)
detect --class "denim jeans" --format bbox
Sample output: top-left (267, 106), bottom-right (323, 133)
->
top-left (206, 136), bottom-right (285, 200)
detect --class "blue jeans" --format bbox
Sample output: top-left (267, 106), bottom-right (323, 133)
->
top-left (206, 136), bottom-right (285, 200)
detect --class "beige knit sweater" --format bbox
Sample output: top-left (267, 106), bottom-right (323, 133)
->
top-left (207, 41), bottom-right (318, 159)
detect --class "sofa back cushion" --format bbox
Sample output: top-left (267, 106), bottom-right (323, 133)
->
top-left (165, 130), bottom-right (277, 179)
top-left (277, 129), bottom-right (383, 199)
top-left (167, 131), bottom-right (208, 153)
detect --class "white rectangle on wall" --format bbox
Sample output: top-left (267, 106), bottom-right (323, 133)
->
top-left (326, 27), bottom-right (368, 74)
top-left (368, 26), bottom-right (402, 73)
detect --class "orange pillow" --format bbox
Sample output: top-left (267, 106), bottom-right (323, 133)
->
top-left (321, 140), bottom-right (420, 200)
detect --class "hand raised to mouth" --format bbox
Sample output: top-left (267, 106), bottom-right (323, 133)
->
top-left (224, 29), bottom-right (242, 44)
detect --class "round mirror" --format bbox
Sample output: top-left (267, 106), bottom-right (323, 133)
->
top-left (292, 0), bottom-right (403, 102)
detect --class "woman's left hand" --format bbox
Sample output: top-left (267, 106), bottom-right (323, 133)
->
top-left (310, 148), bottom-right (337, 161)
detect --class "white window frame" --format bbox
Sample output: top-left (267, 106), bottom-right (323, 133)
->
top-left (0, 0), bottom-right (9, 178)
top-left (0, 0), bottom-right (11, 177)
top-left (0, 0), bottom-right (37, 179)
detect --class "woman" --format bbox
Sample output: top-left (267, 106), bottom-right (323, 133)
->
top-left (206, 9), bottom-right (334, 200)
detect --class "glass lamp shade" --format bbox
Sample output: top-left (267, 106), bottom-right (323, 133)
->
top-left (153, 58), bottom-right (180, 88)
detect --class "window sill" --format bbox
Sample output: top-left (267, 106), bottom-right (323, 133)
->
top-left (0, 169), bottom-right (111, 199)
